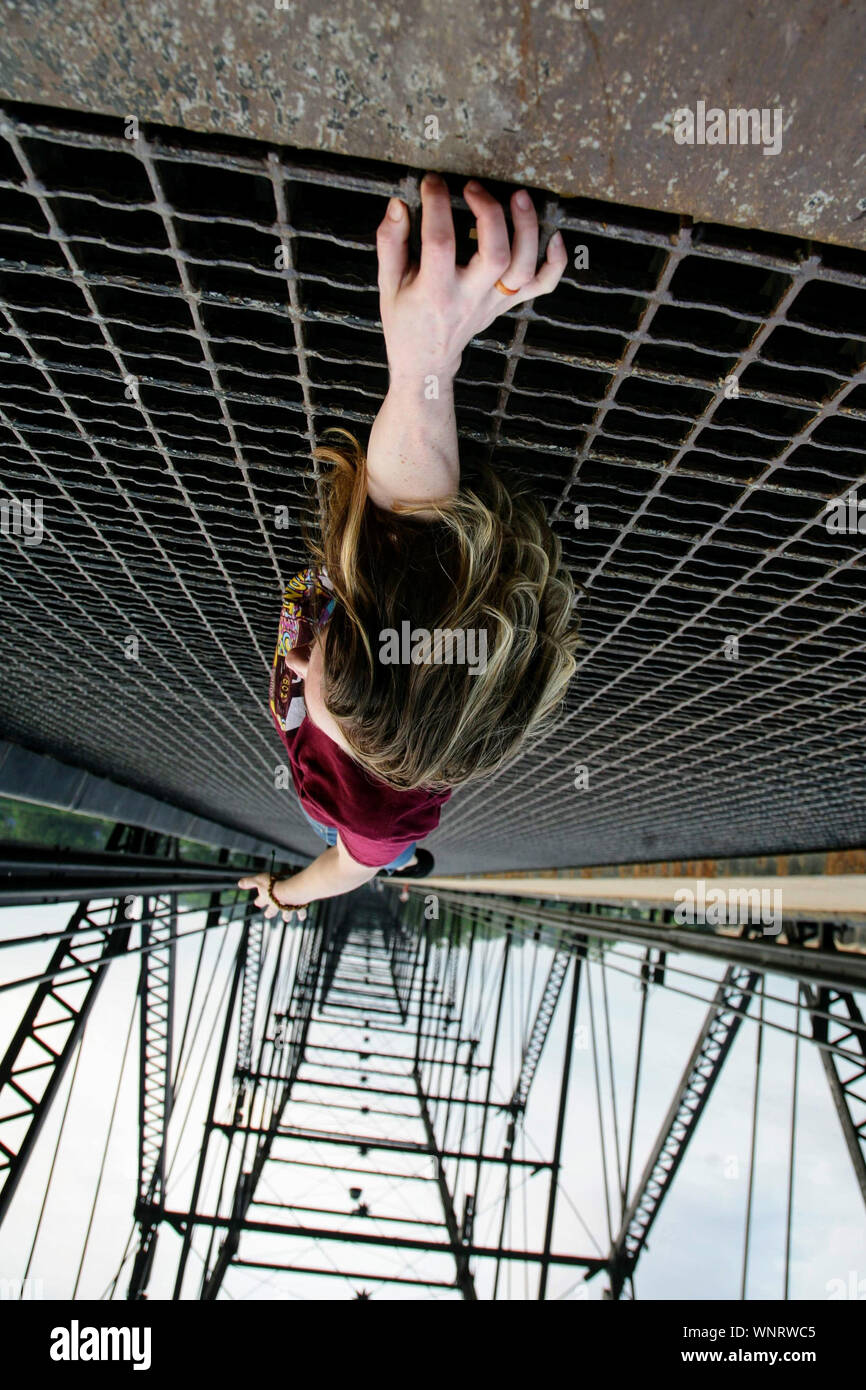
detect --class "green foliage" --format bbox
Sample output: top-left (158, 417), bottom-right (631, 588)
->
top-left (0, 796), bottom-right (113, 850)
top-left (0, 795), bottom-right (244, 864)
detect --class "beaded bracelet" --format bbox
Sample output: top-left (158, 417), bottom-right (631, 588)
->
top-left (267, 873), bottom-right (309, 914)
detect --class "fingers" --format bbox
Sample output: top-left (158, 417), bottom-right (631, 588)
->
top-left (462, 180), bottom-right (511, 288)
top-left (238, 873), bottom-right (274, 916)
top-left (376, 196), bottom-right (410, 300)
top-left (502, 189), bottom-right (540, 288)
top-left (418, 172), bottom-right (456, 280)
top-left (461, 179), bottom-right (567, 304)
top-left (238, 874), bottom-right (309, 923)
top-left (508, 228), bottom-right (568, 304)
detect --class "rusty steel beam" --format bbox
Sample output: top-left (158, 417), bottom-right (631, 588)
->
top-left (0, 2), bottom-right (864, 247)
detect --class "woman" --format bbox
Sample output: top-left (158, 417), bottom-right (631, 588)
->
top-left (241, 174), bottom-right (579, 920)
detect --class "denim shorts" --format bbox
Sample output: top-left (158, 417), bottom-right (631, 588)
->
top-left (297, 799), bottom-right (417, 874)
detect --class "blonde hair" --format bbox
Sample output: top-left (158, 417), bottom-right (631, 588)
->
top-left (302, 428), bottom-right (581, 792)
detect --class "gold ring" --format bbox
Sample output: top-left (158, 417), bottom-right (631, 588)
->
top-left (494, 278), bottom-right (520, 295)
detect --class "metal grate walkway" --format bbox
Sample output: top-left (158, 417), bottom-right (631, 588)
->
top-left (0, 100), bottom-right (864, 872)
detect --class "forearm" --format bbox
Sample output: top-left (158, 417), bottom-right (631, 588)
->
top-left (365, 371), bottom-right (460, 512)
top-left (369, 174), bottom-right (565, 510)
top-left (275, 845), bottom-right (378, 904)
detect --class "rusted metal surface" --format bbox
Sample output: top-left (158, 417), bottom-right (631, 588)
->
top-left (470, 850), bottom-right (866, 880)
top-left (420, 873), bottom-right (866, 914)
top-left (0, 0), bottom-right (865, 247)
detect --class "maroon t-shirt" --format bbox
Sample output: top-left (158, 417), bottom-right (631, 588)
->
top-left (272, 698), bottom-right (451, 868)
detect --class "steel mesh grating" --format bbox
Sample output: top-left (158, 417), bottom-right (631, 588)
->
top-left (0, 100), bottom-right (864, 874)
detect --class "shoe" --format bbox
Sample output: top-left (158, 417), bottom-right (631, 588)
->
top-left (380, 848), bottom-right (435, 879)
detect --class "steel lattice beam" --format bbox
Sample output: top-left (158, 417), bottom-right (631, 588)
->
top-left (606, 963), bottom-right (760, 1298)
top-left (126, 886), bottom-right (179, 1301)
top-left (0, 897), bottom-right (132, 1224)
top-left (138, 891), bottom-right (177, 1201)
top-left (0, 822), bottom-right (143, 1223)
top-left (193, 900), bottom-right (332, 1300)
top-left (803, 984), bottom-right (866, 1206)
top-left (509, 943), bottom-right (573, 1114)
top-left (234, 911), bottom-right (265, 1083)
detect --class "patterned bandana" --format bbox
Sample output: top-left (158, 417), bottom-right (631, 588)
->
top-left (269, 566), bottom-right (336, 734)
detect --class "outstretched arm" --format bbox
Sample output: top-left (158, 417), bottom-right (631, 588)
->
top-left (239, 834), bottom-right (379, 919)
top-left (366, 174), bottom-right (567, 517)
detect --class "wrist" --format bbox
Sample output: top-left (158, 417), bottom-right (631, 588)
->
top-left (386, 359), bottom-right (459, 393)
top-left (268, 875), bottom-right (306, 909)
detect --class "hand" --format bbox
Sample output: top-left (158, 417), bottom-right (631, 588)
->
top-left (238, 873), bottom-right (309, 922)
top-left (375, 173), bottom-right (567, 382)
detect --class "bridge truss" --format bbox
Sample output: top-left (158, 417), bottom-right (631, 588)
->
top-left (2, 830), bottom-right (864, 1300)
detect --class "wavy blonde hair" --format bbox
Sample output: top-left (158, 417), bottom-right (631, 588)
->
top-left (302, 428), bottom-right (581, 792)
